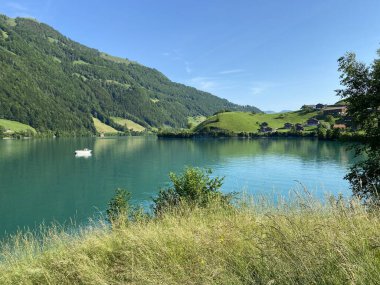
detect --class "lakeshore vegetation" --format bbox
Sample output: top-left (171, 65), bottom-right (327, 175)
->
top-left (1, 168), bottom-right (380, 284)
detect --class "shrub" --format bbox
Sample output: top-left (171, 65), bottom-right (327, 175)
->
top-left (106, 188), bottom-right (131, 225)
top-left (153, 167), bottom-right (233, 215)
top-left (0, 125), bottom-right (5, 138)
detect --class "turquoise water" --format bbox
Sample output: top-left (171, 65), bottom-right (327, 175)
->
top-left (0, 137), bottom-right (354, 237)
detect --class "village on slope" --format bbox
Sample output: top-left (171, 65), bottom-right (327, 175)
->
top-left (258, 103), bottom-right (349, 133)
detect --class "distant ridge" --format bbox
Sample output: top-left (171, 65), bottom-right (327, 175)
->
top-left (0, 14), bottom-right (261, 134)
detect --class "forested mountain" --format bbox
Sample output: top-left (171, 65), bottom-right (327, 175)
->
top-left (0, 15), bottom-right (260, 134)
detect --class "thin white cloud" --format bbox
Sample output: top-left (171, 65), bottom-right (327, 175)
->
top-left (250, 81), bottom-right (275, 96)
top-left (5, 2), bottom-right (28, 12)
top-left (251, 87), bottom-right (265, 95)
top-left (185, 61), bottom-right (192, 74)
top-left (6, 2), bottom-right (27, 11)
top-left (219, 69), bottom-right (244, 75)
top-left (162, 52), bottom-right (170, 56)
top-left (188, 77), bottom-right (217, 92)
top-left (5, 1), bottom-right (37, 18)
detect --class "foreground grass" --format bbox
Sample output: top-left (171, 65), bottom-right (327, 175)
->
top-left (1, 197), bottom-right (380, 284)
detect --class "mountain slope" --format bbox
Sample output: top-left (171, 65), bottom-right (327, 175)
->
top-left (0, 15), bottom-right (261, 134)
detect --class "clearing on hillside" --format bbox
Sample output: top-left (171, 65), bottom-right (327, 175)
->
top-left (92, 118), bottom-right (119, 134)
top-left (0, 119), bottom-right (36, 133)
top-left (100, 53), bottom-right (131, 65)
top-left (187, 116), bottom-right (207, 129)
top-left (111, 117), bottom-right (146, 132)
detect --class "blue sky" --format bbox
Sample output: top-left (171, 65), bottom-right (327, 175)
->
top-left (1, 0), bottom-right (379, 111)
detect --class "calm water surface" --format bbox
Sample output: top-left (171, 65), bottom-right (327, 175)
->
top-left (0, 137), bottom-right (355, 237)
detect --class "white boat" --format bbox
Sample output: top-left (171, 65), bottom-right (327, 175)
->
top-left (75, 148), bottom-right (92, 157)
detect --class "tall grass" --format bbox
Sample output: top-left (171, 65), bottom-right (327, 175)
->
top-left (1, 195), bottom-right (380, 284)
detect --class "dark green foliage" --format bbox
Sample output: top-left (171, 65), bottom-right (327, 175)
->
top-left (337, 51), bottom-right (380, 203)
top-left (0, 125), bottom-right (5, 138)
top-left (0, 15), bottom-right (260, 133)
top-left (345, 154), bottom-right (380, 203)
top-left (106, 188), bottom-right (131, 224)
top-left (213, 109), bottom-right (232, 115)
top-left (157, 130), bottom-right (194, 138)
top-left (153, 167), bottom-right (232, 215)
top-left (300, 105), bottom-right (314, 113)
top-left (325, 115), bottom-right (334, 124)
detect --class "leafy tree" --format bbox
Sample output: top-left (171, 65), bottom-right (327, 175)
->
top-left (317, 125), bottom-right (327, 139)
top-left (0, 125), bottom-right (5, 138)
top-left (337, 51), bottom-right (380, 203)
top-left (325, 115), bottom-right (334, 125)
top-left (300, 105), bottom-right (314, 113)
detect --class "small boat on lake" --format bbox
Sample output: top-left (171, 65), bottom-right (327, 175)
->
top-left (75, 148), bottom-right (92, 157)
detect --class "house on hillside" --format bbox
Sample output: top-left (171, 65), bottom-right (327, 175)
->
top-left (260, 126), bottom-right (273, 133)
top-left (323, 106), bottom-right (347, 116)
top-left (295, 123), bottom-right (304, 131)
top-left (333, 124), bottom-right (347, 129)
top-left (259, 122), bottom-right (273, 132)
top-left (307, 118), bottom-right (319, 126)
top-left (316, 103), bottom-right (326, 109)
top-left (284, 122), bottom-right (293, 129)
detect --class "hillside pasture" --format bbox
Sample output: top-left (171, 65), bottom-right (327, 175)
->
top-left (0, 119), bottom-right (36, 133)
top-left (195, 111), bottom-right (320, 133)
top-left (111, 117), bottom-right (146, 132)
top-left (92, 118), bottom-right (119, 134)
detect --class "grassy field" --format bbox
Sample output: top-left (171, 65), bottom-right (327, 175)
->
top-left (1, 196), bottom-right (379, 284)
top-left (111, 117), bottom-right (146, 132)
top-left (188, 115), bottom-right (207, 129)
top-left (100, 53), bottom-right (131, 65)
top-left (195, 111), bottom-right (322, 133)
top-left (92, 118), bottom-right (119, 134)
top-left (0, 119), bottom-right (36, 133)
top-left (1, 30), bottom-right (8, 39)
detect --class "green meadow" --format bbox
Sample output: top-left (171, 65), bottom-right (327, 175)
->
top-left (111, 117), bottom-right (146, 132)
top-left (195, 111), bottom-right (322, 133)
top-left (0, 119), bottom-right (36, 133)
top-left (92, 118), bottom-right (119, 134)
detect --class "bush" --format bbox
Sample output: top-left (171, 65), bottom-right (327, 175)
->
top-left (346, 153), bottom-right (380, 205)
top-left (0, 125), bottom-right (5, 138)
top-left (153, 167), bottom-right (233, 215)
top-left (106, 188), bottom-right (131, 225)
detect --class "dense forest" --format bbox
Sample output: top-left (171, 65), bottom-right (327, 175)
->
top-left (0, 15), bottom-right (260, 134)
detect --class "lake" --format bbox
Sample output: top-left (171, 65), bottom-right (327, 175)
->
top-left (0, 137), bottom-right (355, 238)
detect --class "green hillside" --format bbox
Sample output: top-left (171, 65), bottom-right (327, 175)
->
top-left (0, 14), bottom-right (261, 135)
top-left (195, 110), bottom-right (323, 133)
